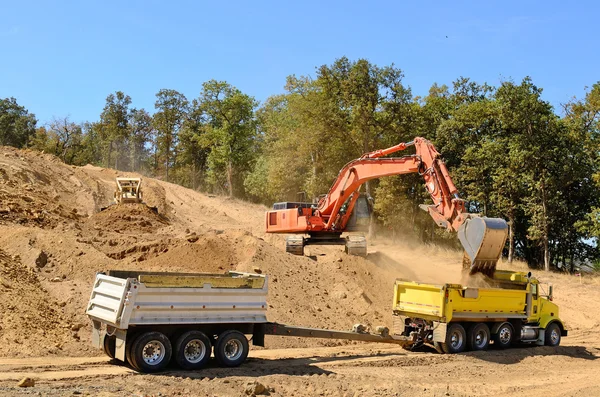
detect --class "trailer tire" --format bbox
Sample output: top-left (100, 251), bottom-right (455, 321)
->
top-left (126, 333), bottom-right (142, 371)
top-left (440, 323), bottom-right (466, 354)
top-left (131, 332), bottom-right (172, 373)
top-left (102, 334), bottom-right (116, 359)
top-left (544, 323), bottom-right (561, 347)
top-left (492, 322), bottom-right (514, 349)
top-left (214, 330), bottom-right (249, 367)
top-left (467, 323), bottom-right (490, 351)
top-left (174, 331), bottom-right (212, 370)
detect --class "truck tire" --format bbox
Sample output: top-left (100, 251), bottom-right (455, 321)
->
top-left (125, 333), bottom-right (142, 371)
top-left (102, 334), bottom-right (116, 359)
top-left (131, 331), bottom-right (172, 373)
top-left (467, 323), bottom-right (490, 351)
top-left (544, 323), bottom-right (561, 347)
top-left (440, 323), bottom-right (467, 354)
top-left (174, 331), bottom-right (212, 370)
top-left (214, 330), bottom-right (249, 367)
top-left (493, 322), bottom-right (514, 349)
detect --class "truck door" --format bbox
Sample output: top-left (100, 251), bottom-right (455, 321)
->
top-left (528, 282), bottom-right (540, 321)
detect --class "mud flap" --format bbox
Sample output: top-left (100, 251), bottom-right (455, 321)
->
top-left (114, 328), bottom-right (127, 362)
top-left (432, 321), bottom-right (447, 343)
top-left (91, 320), bottom-right (102, 349)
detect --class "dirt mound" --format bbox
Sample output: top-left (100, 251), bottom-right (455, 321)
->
top-left (86, 203), bottom-right (168, 234)
top-left (0, 249), bottom-right (90, 357)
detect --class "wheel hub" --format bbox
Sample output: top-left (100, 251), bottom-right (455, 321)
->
top-left (499, 328), bottom-right (511, 344)
top-left (142, 341), bottom-right (165, 365)
top-left (184, 340), bottom-right (206, 363)
top-left (224, 339), bottom-right (243, 360)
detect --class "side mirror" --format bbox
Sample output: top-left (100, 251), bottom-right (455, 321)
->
top-left (527, 271), bottom-right (532, 278)
top-left (548, 284), bottom-right (553, 301)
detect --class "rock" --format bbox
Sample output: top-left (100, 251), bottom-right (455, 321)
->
top-left (71, 323), bottom-right (85, 331)
top-left (51, 277), bottom-right (62, 282)
top-left (336, 257), bottom-right (343, 262)
top-left (245, 381), bottom-right (268, 395)
top-left (252, 267), bottom-right (263, 274)
top-left (17, 377), bottom-right (35, 387)
top-left (35, 251), bottom-right (48, 268)
top-left (72, 391), bottom-right (82, 395)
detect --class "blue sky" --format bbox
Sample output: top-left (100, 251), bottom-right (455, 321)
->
top-left (1, 0), bottom-right (598, 125)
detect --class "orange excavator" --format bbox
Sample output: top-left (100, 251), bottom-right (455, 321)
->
top-left (265, 137), bottom-right (508, 275)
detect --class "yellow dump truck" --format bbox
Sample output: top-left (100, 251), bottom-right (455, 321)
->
top-left (392, 270), bottom-right (567, 353)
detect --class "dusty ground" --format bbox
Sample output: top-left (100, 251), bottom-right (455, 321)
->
top-left (0, 147), bottom-right (599, 396)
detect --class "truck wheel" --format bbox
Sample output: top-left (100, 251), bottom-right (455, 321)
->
top-left (174, 331), bottom-right (212, 370)
top-left (126, 333), bottom-right (142, 371)
top-left (215, 330), bottom-right (249, 367)
top-left (102, 334), bottom-right (116, 359)
top-left (131, 331), bottom-right (172, 373)
top-left (467, 323), bottom-right (490, 351)
top-left (545, 323), bottom-right (561, 347)
top-left (493, 323), bottom-right (514, 349)
top-left (440, 323), bottom-right (466, 354)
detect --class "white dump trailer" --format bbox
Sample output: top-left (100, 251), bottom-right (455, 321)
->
top-left (86, 270), bottom-right (410, 373)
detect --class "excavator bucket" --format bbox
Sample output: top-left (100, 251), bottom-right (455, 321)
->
top-left (458, 217), bottom-right (508, 276)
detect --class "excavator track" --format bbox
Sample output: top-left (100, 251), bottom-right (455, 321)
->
top-left (345, 235), bottom-right (367, 257)
top-left (285, 236), bottom-right (305, 256)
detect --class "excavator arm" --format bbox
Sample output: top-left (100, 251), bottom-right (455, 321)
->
top-left (265, 137), bottom-right (508, 275)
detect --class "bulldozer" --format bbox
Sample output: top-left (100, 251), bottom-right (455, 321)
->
top-left (114, 177), bottom-right (143, 204)
top-left (265, 137), bottom-right (508, 276)
top-left (101, 177), bottom-right (157, 214)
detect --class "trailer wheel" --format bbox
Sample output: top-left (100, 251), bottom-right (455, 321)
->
top-left (174, 331), bottom-right (212, 370)
top-left (126, 333), bottom-right (142, 371)
top-left (493, 322), bottom-right (514, 349)
top-left (131, 332), bottom-right (172, 373)
top-left (102, 334), bottom-right (116, 359)
top-left (215, 330), bottom-right (249, 367)
top-left (440, 323), bottom-right (466, 354)
top-left (467, 323), bottom-right (490, 351)
top-left (544, 323), bottom-right (561, 347)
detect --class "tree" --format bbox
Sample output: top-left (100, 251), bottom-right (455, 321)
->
top-left (153, 89), bottom-right (188, 181)
top-left (0, 97), bottom-right (37, 148)
top-left (99, 92), bottom-right (132, 169)
top-left (195, 81), bottom-right (257, 197)
top-left (129, 109), bottom-right (154, 173)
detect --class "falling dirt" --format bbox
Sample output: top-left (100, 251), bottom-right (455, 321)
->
top-left (1, 146), bottom-right (599, 396)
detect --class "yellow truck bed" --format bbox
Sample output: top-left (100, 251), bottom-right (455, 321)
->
top-left (393, 276), bottom-right (529, 323)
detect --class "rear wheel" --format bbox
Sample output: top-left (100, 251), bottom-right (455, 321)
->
top-left (493, 323), bottom-right (514, 349)
top-left (214, 330), bottom-right (249, 367)
top-left (440, 323), bottom-right (466, 354)
top-left (467, 323), bottom-right (490, 351)
top-left (545, 323), bottom-right (561, 347)
top-left (174, 331), bottom-right (212, 370)
top-left (102, 334), bottom-right (116, 359)
top-left (131, 331), bottom-right (172, 373)
top-left (125, 333), bottom-right (141, 371)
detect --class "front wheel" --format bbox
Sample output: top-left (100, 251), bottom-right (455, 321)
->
top-left (545, 323), bottom-right (561, 347)
top-left (440, 323), bottom-right (467, 354)
top-left (174, 331), bottom-right (212, 370)
top-left (214, 330), bottom-right (249, 367)
top-left (493, 323), bottom-right (514, 349)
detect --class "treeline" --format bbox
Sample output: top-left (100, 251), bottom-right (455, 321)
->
top-left (1, 57), bottom-right (599, 271)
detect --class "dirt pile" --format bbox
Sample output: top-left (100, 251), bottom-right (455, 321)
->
top-left (0, 249), bottom-right (90, 357)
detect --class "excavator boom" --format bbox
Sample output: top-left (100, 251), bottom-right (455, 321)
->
top-left (265, 137), bottom-right (508, 275)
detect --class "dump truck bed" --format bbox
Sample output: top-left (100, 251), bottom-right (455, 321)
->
top-left (393, 273), bottom-right (530, 323)
top-left (85, 271), bottom-right (268, 329)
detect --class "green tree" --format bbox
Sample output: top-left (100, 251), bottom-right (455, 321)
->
top-left (99, 92), bottom-right (132, 169)
top-left (0, 97), bottom-right (37, 148)
top-left (195, 80), bottom-right (257, 197)
top-left (153, 89), bottom-right (189, 181)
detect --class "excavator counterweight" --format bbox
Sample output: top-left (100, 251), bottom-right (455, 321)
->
top-left (265, 137), bottom-right (509, 275)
